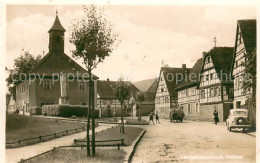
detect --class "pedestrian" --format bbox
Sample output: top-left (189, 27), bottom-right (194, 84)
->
top-left (148, 112), bottom-right (155, 125)
top-left (213, 109), bottom-right (219, 125)
top-left (155, 111), bottom-right (160, 124)
top-left (113, 109), bottom-right (117, 122)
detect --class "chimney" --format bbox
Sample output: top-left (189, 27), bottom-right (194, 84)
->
top-left (202, 51), bottom-right (207, 58)
top-left (182, 64), bottom-right (186, 72)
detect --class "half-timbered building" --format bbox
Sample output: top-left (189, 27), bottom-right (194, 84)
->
top-left (198, 47), bottom-right (234, 121)
top-left (155, 65), bottom-right (189, 118)
top-left (231, 19), bottom-right (256, 109)
top-left (176, 58), bottom-right (203, 120)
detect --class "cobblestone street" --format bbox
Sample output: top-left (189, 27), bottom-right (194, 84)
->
top-left (132, 118), bottom-right (256, 163)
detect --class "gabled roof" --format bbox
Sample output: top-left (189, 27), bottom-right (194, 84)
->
top-left (157, 67), bottom-right (190, 97)
top-left (30, 52), bottom-right (98, 79)
top-left (133, 78), bottom-right (158, 92)
top-left (48, 15), bottom-right (66, 32)
top-left (97, 80), bottom-right (139, 99)
top-left (198, 47), bottom-right (234, 87)
top-left (238, 19), bottom-right (256, 55)
top-left (231, 19), bottom-right (256, 75)
top-left (176, 58), bottom-right (203, 90)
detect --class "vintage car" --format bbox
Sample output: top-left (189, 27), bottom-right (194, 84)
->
top-left (226, 109), bottom-right (251, 132)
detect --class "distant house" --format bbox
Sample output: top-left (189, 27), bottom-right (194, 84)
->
top-left (6, 94), bottom-right (16, 113)
top-left (198, 47), bottom-right (234, 122)
top-left (231, 19), bottom-right (256, 109)
top-left (96, 80), bottom-right (139, 117)
top-left (15, 13), bottom-right (98, 115)
top-left (155, 65), bottom-right (189, 118)
top-left (176, 58), bottom-right (203, 120)
top-left (133, 78), bottom-right (158, 115)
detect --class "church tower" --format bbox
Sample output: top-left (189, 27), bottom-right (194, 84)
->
top-left (48, 11), bottom-right (66, 53)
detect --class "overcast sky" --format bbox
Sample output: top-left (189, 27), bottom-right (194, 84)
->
top-left (6, 5), bottom-right (256, 81)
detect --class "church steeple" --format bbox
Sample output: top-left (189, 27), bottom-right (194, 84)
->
top-left (48, 11), bottom-right (66, 53)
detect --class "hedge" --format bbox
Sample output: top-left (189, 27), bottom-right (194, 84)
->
top-left (29, 106), bottom-right (42, 115)
top-left (42, 105), bottom-right (99, 118)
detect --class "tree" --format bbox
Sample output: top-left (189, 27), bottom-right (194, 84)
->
top-left (114, 78), bottom-right (130, 134)
top-left (6, 51), bottom-right (41, 100)
top-left (69, 5), bottom-right (118, 156)
top-left (136, 91), bottom-right (145, 121)
top-left (242, 48), bottom-right (256, 128)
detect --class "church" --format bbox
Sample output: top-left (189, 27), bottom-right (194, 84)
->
top-left (15, 13), bottom-right (98, 115)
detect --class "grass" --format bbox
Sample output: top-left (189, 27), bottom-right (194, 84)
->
top-left (77, 126), bottom-right (144, 146)
top-left (126, 119), bottom-right (148, 125)
top-left (27, 148), bottom-right (126, 163)
top-left (6, 114), bottom-right (86, 147)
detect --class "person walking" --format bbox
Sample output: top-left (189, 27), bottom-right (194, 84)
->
top-left (148, 112), bottom-right (155, 125)
top-left (155, 111), bottom-right (160, 124)
top-left (213, 109), bottom-right (219, 125)
top-left (113, 110), bottom-right (117, 122)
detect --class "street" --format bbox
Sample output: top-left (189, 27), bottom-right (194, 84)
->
top-left (132, 118), bottom-right (256, 163)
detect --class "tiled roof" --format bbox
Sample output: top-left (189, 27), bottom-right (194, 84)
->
top-left (238, 19), bottom-right (256, 55)
top-left (48, 16), bottom-right (66, 32)
top-left (176, 58), bottom-right (203, 90)
top-left (133, 78), bottom-right (158, 92)
top-left (157, 67), bottom-right (190, 97)
top-left (30, 52), bottom-right (98, 79)
top-left (209, 47), bottom-right (234, 81)
top-left (97, 80), bottom-right (139, 99)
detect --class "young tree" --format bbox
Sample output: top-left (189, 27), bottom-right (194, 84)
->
top-left (114, 78), bottom-right (130, 134)
top-left (136, 91), bottom-right (145, 121)
top-left (6, 51), bottom-right (41, 100)
top-left (242, 48), bottom-right (256, 128)
top-left (69, 5), bottom-right (118, 156)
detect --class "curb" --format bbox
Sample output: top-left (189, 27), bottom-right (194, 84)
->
top-left (127, 129), bottom-right (146, 163)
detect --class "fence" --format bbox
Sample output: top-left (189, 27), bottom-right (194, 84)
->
top-left (19, 139), bottom-right (125, 163)
top-left (6, 126), bottom-right (86, 148)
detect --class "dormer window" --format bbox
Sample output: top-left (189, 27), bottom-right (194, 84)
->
top-left (207, 56), bottom-right (211, 63)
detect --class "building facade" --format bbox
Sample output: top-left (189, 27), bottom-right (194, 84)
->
top-left (155, 65), bottom-right (189, 118)
top-left (15, 14), bottom-right (98, 115)
top-left (176, 58), bottom-right (203, 120)
top-left (198, 47), bottom-right (234, 122)
top-left (231, 20), bottom-right (256, 109)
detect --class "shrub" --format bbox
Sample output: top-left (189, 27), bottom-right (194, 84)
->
top-left (42, 105), bottom-right (99, 118)
top-left (29, 106), bottom-right (42, 115)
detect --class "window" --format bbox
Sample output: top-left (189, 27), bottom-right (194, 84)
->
top-left (195, 103), bottom-right (199, 113)
top-left (79, 81), bottom-right (85, 91)
top-left (186, 89), bottom-right (189, 96)
top-left (210, 88), bottom-right (214, 97)
top-left (188, 104), bottom-right (192, 114)
top-left (236, 101), bottom-right (241, 108)
top-left (43, 80), bottom-right (51, 91)
top-left (207, 56), bottom-right (211, 63)
top-left (165, 97), bottom-right (169, 103)
top-left (201, 90), bottom-right (205, 98)
top-left (81, 102), bottom-right (87, 106)
top-left (210, 73), bottom-right (213, 80)
top-left (161, 88), bottom-right (164, 92)
top-left (214, 87), bottom-right (219, 96)
top-left (205, 75), bottom-right (209, 81)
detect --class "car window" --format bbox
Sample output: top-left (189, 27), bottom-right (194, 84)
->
top-left (234, 111), bottom-right (247, 115)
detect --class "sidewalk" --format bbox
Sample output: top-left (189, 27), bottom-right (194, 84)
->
top-left (6, 125), bottom-right (112, 163)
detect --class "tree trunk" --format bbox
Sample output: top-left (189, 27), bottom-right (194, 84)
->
top-left (91, 79), bottom-right (96, 156)
top-left (86, 70), bottom-right (91, 156)
top-left (121, 102), bottom-right (124, 134)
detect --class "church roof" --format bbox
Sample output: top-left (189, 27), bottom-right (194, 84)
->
top-left (30, 52), bottom-right (98, 79)
top-left (48, 15), bottom-right (66, 32)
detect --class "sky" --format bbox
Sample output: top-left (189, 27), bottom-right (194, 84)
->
top-left (5, 4), bottom-right (256, 82)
